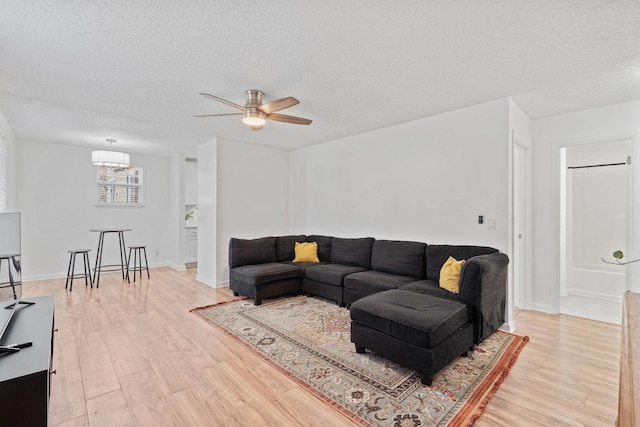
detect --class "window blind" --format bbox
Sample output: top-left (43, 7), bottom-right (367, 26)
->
top-left (96, 166), bottom-right (144, 206)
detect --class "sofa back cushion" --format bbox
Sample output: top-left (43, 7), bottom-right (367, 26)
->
top-left (229, 237), bottom-right (277, 268)
top-left (426, 245), bottom-right (498, 280)
top-left (275, 235), bottom-right (307, 261)
top-left (307, 235), bottom-right (333, 262)
top-left (331, 237), bottom-right (374, 269)
top-left (371, 240), bottom-right (426, 278)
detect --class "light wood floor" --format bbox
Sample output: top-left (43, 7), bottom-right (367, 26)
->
top-left (22, 267), bottom-right (621, 426)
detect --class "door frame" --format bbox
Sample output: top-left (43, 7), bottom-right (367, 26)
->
top-left (551, 138), bottom-right (634, 313)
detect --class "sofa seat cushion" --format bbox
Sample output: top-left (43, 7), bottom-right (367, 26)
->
top-left (399, 280), bottom-right (462, 302)
top-left (304, 263), bottom-right (369, 286)
top-left (279, 261), bottom-right (329, 274)
top-left (230, 262), bottom-right (301, 287)
top-left (350, 289), bottom-right (469, 348)
top-left (344, 270), bottom-right (415, 293)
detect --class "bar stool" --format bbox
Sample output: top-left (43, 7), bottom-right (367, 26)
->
top-left (127, 245), bottom-right (150, 282)
top-left (0, 254), bottom-right (20, 299)
top-left (65, 249), bottom-right (93, 291)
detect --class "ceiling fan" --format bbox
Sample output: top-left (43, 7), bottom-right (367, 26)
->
top-left (196, 89), bottom-right (312, 131)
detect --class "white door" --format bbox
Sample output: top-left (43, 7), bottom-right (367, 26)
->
top-left (513, 143), bottom-right (528, 309)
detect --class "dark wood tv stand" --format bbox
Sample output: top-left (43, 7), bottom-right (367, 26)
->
top-left (0, 295), bottom-right (55, 425)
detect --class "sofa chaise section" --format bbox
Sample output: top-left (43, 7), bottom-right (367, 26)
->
top-left (229, 236), bottom-right (303, 305)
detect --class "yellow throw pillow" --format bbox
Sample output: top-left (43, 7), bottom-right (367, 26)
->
top-left (439, 256), bottom-right (465, 293)
top-left (292, 242), bottom-right (320, 263)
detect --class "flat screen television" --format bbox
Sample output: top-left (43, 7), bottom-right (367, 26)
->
top-left (0, 212), bottom-right (31, 353)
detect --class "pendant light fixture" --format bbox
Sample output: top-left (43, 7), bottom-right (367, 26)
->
top-left (91, 138), bottom-right (130, 168)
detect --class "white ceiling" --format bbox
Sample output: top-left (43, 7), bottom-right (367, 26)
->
top-left (1, 1), bottom-right (639, 156)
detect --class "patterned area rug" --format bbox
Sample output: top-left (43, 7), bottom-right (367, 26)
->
top-left (191, 296), bottom-right (528, 426)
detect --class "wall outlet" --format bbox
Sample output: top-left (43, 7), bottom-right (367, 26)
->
top-left (487, 219), bottom-right (496, 231)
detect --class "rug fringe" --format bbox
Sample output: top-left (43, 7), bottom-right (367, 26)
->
top-left (189, 297), bottom-right (248, 312)
top-left (450, 335), bottom-right (530, 426)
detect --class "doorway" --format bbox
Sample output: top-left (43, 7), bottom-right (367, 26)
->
top-left (559, 139), bottom-right (631, 324)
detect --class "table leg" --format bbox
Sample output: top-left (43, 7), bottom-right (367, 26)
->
top-left (119, 231), bottom-right (130, 283)
top-left (143, 248), bottom-right (150, 279)
top-left (69, 252), bottom-right (76, 292)
top-left (94, 232), bottom-right (105, 288)
top-left (65, 253), bottom-right (73, 290)
top-left (85, 251), bottom-right (93, 288)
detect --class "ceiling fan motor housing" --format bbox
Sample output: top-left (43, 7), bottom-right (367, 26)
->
top-left (244, 89), bottom-right (265, 108)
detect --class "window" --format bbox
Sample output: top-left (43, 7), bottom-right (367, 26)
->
top-left (0, 137), bottom-right (6, 213)
top-left (96, 166), bottom-right (144, 206)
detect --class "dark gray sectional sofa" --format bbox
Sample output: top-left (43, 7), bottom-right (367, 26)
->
top-left (229, 234), bottom-right (509, 344)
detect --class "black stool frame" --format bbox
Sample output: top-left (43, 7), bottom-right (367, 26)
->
top-left (65, 249), bottom-right (93, 291)
top-left (127, 245), bottom-right (150, 282)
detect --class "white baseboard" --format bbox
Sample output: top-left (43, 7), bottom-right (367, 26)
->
top-left (22, 272), bottom-right (66, 282)
top-left (566, 288), bottom-right (622, 303)
top-left (499, 321), bottom-right (516, 333)
top-left (194, 275), bottom-right (229, 289)
top-left (167, 263), bottom-right (186, 271)
top-left (23, 262), bottom-right (168, 282)
top-left (532, 303), bottom-right (554, 313)
top-left (195, 274), bottom-right (215, 287)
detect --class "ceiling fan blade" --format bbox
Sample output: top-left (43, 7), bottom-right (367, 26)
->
top-left (250, 125), bottom-right (263, 131)
top-left (266, 113), bottom-right (312, 125)
top-left (194, 113), bottom-right (243, 118)
top-left (258, 97), bottom-right (299, 114)
top-left (199, 93), bottom-right (246, 111)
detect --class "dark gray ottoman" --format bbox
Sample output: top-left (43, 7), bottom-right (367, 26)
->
top-left (350, 289), bottom-right (474, 385)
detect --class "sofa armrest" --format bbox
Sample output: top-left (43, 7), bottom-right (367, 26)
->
top-left (458, 253), bottom-right (509, 342)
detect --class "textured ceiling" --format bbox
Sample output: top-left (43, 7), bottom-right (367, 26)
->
top-left (1, 1), bottom-right (639, 156)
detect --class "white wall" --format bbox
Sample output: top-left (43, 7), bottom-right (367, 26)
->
top-left (196, 139), bottom-right (217, 286)
top-left (0, 111), bottom-right (17, 211)
top-left (16, 140), bottom-right (174, 280)
top-left (214, 139), bottom-right (290, 285)
top-left (168, 154), bottom-right (186, 270)
top-left (290, 98), bottom-right (511, 251)
top-left (532, 100), bottom-right (640, 313)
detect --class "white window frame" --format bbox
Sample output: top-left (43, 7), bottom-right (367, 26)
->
top-left (96, 165), bottom-right (144, 206)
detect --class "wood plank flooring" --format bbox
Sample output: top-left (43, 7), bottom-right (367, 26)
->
top-left (20, 267), bottom-right (620, 426)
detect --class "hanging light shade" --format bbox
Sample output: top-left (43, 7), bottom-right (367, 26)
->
top-left (92, 139), bottom-right (130, 168)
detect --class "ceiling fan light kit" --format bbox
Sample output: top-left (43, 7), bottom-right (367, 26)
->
top-left (197, 89), bottom-right (312, 131)
top-left (242, 110), bottom-right (267, 126)
top-left (91, 138), bottom-right (130, 168)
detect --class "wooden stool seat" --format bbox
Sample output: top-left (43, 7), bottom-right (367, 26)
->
top-left (127, 245), bottom-right (150, 282)
top-left (65, 249), bottom-right (93, 291)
